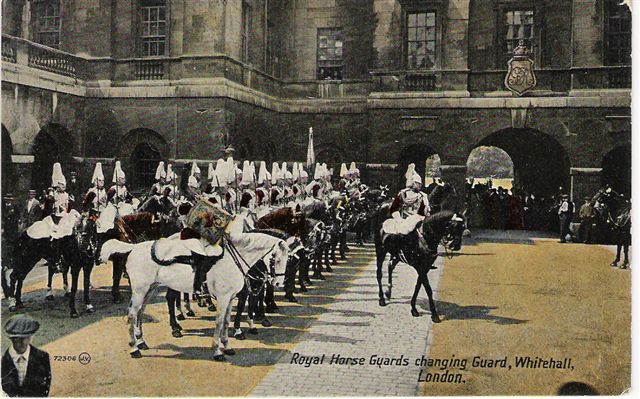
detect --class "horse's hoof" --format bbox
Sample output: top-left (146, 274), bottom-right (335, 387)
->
top-left (411, 309), bottom-right (420, 317)
top-left (213, 354), bottom-right (226, 362)
top-left (171, 322), bottom-right (183, 331)
top-left (378, 299), bottom-right (386, 307)
top-left (86, 306), bottom-right (95, 314)
top-left (130, 350), bottom-right (142, 359)
top-left (265, 304), bottom-right (278, 313)
top-left (299, 286), bottom-right (308, 293)
top-left (197, 299), bottom-right (206, 308)
top-left (207, 305), bottom-right (216, 312)
top-left (385, 291), bottom-right (391, 300)
top-left (137, 342), bottom-right (150, 350)
top-left (45, 295), bottom-right (55, 302)
top-left (248, 328), bottom-right (259, 335)
top-left (187, 310), bottom-right (197, 317)
top-left (285, 294), bottom-right (298, 303)
top-left (305, 279), bottom-right (313, 286)
top-left (176, 314), bottom-right (186, 321)
top-left (261, 318), bottom-right (272, 327)
top-left (610, 262), bottom-right (619, 267)
top-left (223, 348), bottom-right (236, 356)
top-left (172, 329), bottom-right (183, 338)
top-left (234, 332), bottom-right (246, 340)
top-left (432, 314), bottom-right (442, 323)
top-left (70, 311), bottom-right (79, 319)
top-left (620, 264), bottom-right (629, 270)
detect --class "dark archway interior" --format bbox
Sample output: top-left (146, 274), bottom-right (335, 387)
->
top-left (131, 142), bottom-right (161, 190)
top-left (33, 131), bottom-right (60, 192)
top-left (397, 144), bottom-right (438, 187)
top-left (2, 125), bottom-right (15, 197)
top-left (476, 129), bottom-right (570, 196)
top-left (602, 144), bottom-right (631, 196)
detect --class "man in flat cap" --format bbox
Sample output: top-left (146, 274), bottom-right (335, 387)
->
top-left (2, 314), bottom-right (51, 397)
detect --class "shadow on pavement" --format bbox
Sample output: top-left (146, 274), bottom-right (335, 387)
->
top-left (425, 300), bottom-right (529, 325)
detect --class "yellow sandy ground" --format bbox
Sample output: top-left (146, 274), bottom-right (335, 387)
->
top-left (421, 239), bottom-right (630, 395)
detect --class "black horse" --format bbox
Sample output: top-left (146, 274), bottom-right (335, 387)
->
top-left (373, 205), bottom-right (466, 322)
top-left (7, 228), bottom-right (91, 318)
top-left (594, 189), bottom-right (631, 268)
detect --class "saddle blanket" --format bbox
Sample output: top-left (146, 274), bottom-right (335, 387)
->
top-left (26, 210), bottom-right (81, 240)
top-left (155, 233), bottom-right (223, 262)
top-left (382, 213), bottom-right (424, 236)
top-left (95, 201), bottom-right (140, 234)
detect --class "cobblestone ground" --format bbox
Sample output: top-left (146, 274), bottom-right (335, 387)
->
top-left (252, 244), bottom-right (445, 396)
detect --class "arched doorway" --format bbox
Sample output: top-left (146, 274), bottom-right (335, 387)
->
top-left (397, 144), bottom-right (439, 189)
top-left (32, 124), bottom-right (75, 192)
top-left (602, 144), bottom-right (631, 195)
top-left (471, 129), bottom-right (570, 196)
top-left (130, 143), bottom-right (162, 190)
top-left (466, 146), bottom-right (515, 190)
top-left (2, 125), bottom-right (15, 197)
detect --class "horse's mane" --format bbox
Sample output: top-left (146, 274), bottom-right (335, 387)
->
top-left (424, 210), bottom-right (455, 230)
top-left (248, 228), bottom-right (290, 240)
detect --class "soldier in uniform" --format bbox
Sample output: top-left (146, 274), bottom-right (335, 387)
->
top-left (305, 163), bottom-right (325, 200)
top-left (186, 162), bottom-right (202, 202)
top-left (82, 162), bottom-right (108, 217)
top-left (108, 161), bottom-right (136, 210)
top-left (269, 162), bottom-right (284, 206)
top-left (239, 160), bottom-right (257, 217)
top-left (43, 163), bottom-right (73, 223)
top-left (255, 161), bottom-right (271, 213)
top-left (390, 164), bottom-right (431, 218)
top-left (150, 161), bottom-right (166, 198)
top-left (162, 163), bottom-right (180, 204)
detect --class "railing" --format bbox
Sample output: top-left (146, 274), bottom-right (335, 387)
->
top-left (135, 60), bottom-right (165, 80)
top-left (403, 73), bottom-right (436, 91)
top-left (2, 35), bottom-right (16, 63)
top-left (28, 43), bottom-right (77, 77)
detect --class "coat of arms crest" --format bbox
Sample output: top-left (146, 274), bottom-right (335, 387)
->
top-left (504, 40), bottom-right (537, 96)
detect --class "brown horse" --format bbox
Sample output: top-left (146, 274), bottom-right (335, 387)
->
top-left (108, 212), bottom-right (183, 303)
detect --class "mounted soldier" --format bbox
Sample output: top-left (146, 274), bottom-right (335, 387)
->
top-left (239, 160), bottom-right (257, 229)
top-left (82, 162), bottom-right (108, 218)
top-left (255, 161), bottom-right (271, 216)
top-left (150, 161), bottom-right (166, 198)
top-left (270, 162), bottom-right (284, 206)
top-left (203, 161), bottom-right (223, 208)
top-left (108, 161), bottom-right (138, 213)
top-left (162, 163), bottom-right (181, 206)
top-left (186, 162), bottom-right (202, 203)
top-left (390, 163), bottom-right (431, 219)
top-left (305, 162), bottom-right (325, 201)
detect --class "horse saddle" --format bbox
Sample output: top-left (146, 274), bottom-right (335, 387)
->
top-left (151, 234), bottom-right (223, 267)
top-left (382, 213), bottom-right (424, 236)
top-left (26, 211), bottom-right (81, 240)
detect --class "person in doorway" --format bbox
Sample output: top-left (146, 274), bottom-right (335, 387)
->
top-left (557, 194), bottom-right (575, 243)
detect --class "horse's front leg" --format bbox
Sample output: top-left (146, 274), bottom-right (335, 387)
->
top-left (621, 243), bottom-right (630, 268)
top-left (213, 293), bottom-right (231, 361)
top-left (611, 244), bottom-right (622, 267)
top-left (376, 250), bottom-right (387, 307)
top-left (68, 265), bottom-right (81, 318)
top-left (9, 275), bottom-right (25, 310)
top-left (233, 287), bottom-right (248, 339)
top-left (421, 273), bottom-right (441, 323)
top-left (184, 292), bottom-right (196, 316)
top-left (166, 289), bottom-right (182, 337)
top-left (386, 258), bottom-right (397, 300)
top-left (128, 291), bottom-right (147, 358)
top-left (62, 264), bottom-right (70, 297)
top-left (410, 274), bottom-right (423, 317)
top-left (83, 263), bottom-right (95, 313)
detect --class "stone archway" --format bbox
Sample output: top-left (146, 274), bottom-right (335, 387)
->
top-left (121, 129), bottom-right (170, 190)
top-left (2, 125), bottom-right (15, 197)
top-left (31, 124), bottom-right (75, 192)
top-left (396, 143), bottom-right (439, 188)
top-left (602, 144), bottom-right (631, 195)
top-left (471, 128), bottom-right (571, 196)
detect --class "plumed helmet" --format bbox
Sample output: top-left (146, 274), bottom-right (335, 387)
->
top-left (51, 162), bottom-right (66, 187)
top-left (91, 162), bottom-right (105, 185)
top-left (155, 161), bottom-right (166, 180)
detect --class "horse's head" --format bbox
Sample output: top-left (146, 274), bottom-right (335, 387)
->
top-left (444, 213), bottom-right (466, 251)
top-left (269, 239), bottom-right (289, 288)
top-left (422, 210), bottom-right (466, 252)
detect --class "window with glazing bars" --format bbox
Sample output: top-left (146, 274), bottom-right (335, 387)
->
top-left (317, 28), bottom-right (344, 80)
top-left (35, 1), bottom-right (61, 49)
top-left (406, 11), bottom-right (436, 69)
top-left (141, 0), bottom-right (166, 56)
top-left (241, 3), bottom-right (251, 63)
top-left (606, 0), bottom-right (631, 65)
top-left (504, 9), bottom-right (535, 61)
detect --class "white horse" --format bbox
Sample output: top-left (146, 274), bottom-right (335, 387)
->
top-left (100, 218), bottom-right (290, 360)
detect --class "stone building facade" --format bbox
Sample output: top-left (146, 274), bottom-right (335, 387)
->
top-left (1, 0), bottom-right (631, 201)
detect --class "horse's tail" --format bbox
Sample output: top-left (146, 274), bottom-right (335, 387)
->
top-left (100, 239), bottom-right (135, 263)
